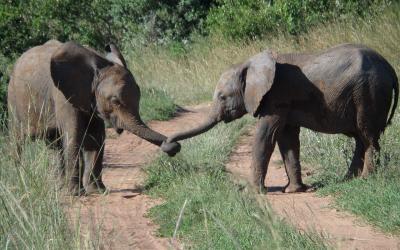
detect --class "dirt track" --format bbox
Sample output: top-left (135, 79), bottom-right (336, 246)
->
top-left (66, 104), bottom-right (209, 250)
top-left (67, 105), bottom-right (400, 249)
top-left (227, 128), bottom-right (400, 250)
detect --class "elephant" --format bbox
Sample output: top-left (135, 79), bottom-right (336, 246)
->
top-left (8, 40), bottom-right (180, 195)
top-left (164, 43), bottom-right (399, 193)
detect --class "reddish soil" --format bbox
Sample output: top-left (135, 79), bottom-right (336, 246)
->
top-left (65, 104), bottom-right (210, 250)
top-left (65, 104), bottom-right (400, 249)
top-left (227, 128), bottom-right (400, 250)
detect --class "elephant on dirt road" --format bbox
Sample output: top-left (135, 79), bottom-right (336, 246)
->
top-left (8, 40), bottom-right (180, 195)
top-left (164, 44), bottom-right (398, 193)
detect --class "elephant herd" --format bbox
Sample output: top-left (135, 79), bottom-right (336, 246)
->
top-left (8, 40), bottom-right (398, 195)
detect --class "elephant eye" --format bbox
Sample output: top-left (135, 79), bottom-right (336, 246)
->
top-left (218, 94), bottom-right (226, 101)
top-left (111, 97), bottom-right (121, 106)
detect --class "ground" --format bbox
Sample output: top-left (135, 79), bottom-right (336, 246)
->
top-left (66, 104), bottom-right (400, 249)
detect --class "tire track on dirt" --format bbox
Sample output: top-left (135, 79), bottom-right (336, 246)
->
top-left (65, 104), bottom-right (210, 250)
top-left (227, 128), bottom-right (400, 250)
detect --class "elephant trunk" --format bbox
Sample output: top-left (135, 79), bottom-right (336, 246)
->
top-left (166, 114), bottom-right (219, 143)
top-left (120, 114), bottom-right (166, 146)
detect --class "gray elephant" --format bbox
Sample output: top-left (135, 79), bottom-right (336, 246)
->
top-left (8, 40), bottom-right (180, 195)
top-left (165, 44), bottom-right (398, 193)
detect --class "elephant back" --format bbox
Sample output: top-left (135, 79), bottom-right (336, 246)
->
top-left (8, 40), bottom-right (62, 136)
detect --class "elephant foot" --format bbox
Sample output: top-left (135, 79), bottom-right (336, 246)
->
top-left (251, 184), bottom-right (267, 194)
top-left (344, 168), bottom-right (362, 180)
top-left (344, 172), bottom-right (357, 181)
top-left (283, 183), bottom-right (314, 193)
top-left (68, 183), bottom-right (85, 196)
top-left (84, 182), bottom-right (107, 195)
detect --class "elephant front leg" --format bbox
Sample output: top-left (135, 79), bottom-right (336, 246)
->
top-left (62, 135), bottom-right (84, 195)
top-left (277, 125), bottom-right (308, 193)
top-left (82, 120), bottom-right (106, 194)
top-left (82, 148), bottom-right (106, 194)
top-left (251, 115), bottom-right (282, 194)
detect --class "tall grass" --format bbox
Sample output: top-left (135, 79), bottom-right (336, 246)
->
top-left (0, 133), bottom-right (78, 249)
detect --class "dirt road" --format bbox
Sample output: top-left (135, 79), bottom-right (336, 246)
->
top-left (66, 104), bottom-right (399, 249)
top-left (227, 128), bottom-right (400, 250)
top-left (66, 104), bottom-right (209, 250)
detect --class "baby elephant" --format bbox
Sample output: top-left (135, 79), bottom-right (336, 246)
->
top-left (8, 40), bottom-right (180, 195)
top-left (165, 44), bottom-right (398, 193)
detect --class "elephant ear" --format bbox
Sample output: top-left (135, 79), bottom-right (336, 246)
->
top-left (105, 43), bottom-right (127, 68)
top-left (244, 50), bottom-right (277, 116)
top-left (50, 41), bottom-right (111, 111)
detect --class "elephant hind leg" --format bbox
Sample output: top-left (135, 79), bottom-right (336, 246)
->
top-left (345, 136), bottom-right (365, 179)
top-left (360, 135), bottom-right (380, 178)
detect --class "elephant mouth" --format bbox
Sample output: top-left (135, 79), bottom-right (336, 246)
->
top-left (223, 116), bottom-right (234, 123)
top-left (223, 109), bottom-right (243, 123)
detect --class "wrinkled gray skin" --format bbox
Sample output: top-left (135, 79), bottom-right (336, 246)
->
top-left (165, 44), bottom-right (399, 193)
top-left (8, 40), bottom-right (180, 195)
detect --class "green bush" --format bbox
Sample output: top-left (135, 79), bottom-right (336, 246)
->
top-left (0, 0), bottom-right (215, 57)
top-left (0, 55), bottom-right (11, 116)
top-left (206, 0), bottom-right (390, 39)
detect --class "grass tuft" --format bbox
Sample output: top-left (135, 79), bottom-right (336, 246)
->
top-left (0, 134), bottom-right (79, 249)
top-left (139, 86), bottom-right (177, 122)
top-left (145, 117), bottom-right (326, 249)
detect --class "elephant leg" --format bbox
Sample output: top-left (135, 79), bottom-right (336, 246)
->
top-left (277, 125), bottom-right (307, 193)
top-left (82, 120), bottom-right (106, 194)
top-left (59, 113), bottom-right (86, 195)
top-left (345, 136), bottom-right (365, 179)
top-left (252, 115), bottom-right (283, 194)
top-left (62, 133), bottom-right (84, 195)
top-left (361, 136), bottom-right (380, 178)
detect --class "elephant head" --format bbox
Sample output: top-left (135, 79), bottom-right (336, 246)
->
top-left (165, 51), bottom-right (276, 144)
top-left (50, 41), bottom-right (180, 155)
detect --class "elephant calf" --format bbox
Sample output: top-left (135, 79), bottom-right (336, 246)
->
top-left (8, 40), bottom-right (180, 195)
top-left (165, 44), bottom-right (398, 193)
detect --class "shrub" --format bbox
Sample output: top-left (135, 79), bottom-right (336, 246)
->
top-left (206, 0), bottom-right (390, 40)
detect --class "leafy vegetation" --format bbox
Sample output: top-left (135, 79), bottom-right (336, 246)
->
top-left (206, 0), bottom-right (387, 39)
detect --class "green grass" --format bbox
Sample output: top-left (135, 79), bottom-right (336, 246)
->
top-left (301, 112), bottom-right (400, 234)
top-left (139, 86), bottom-right (177, 122)
top-left (0, 134), bottom-right (80, 249)
top-left (145, 117), bottom-right (326, 249)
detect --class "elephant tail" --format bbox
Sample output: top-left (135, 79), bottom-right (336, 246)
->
top-left (386, 69), bottom-right (399, 126)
